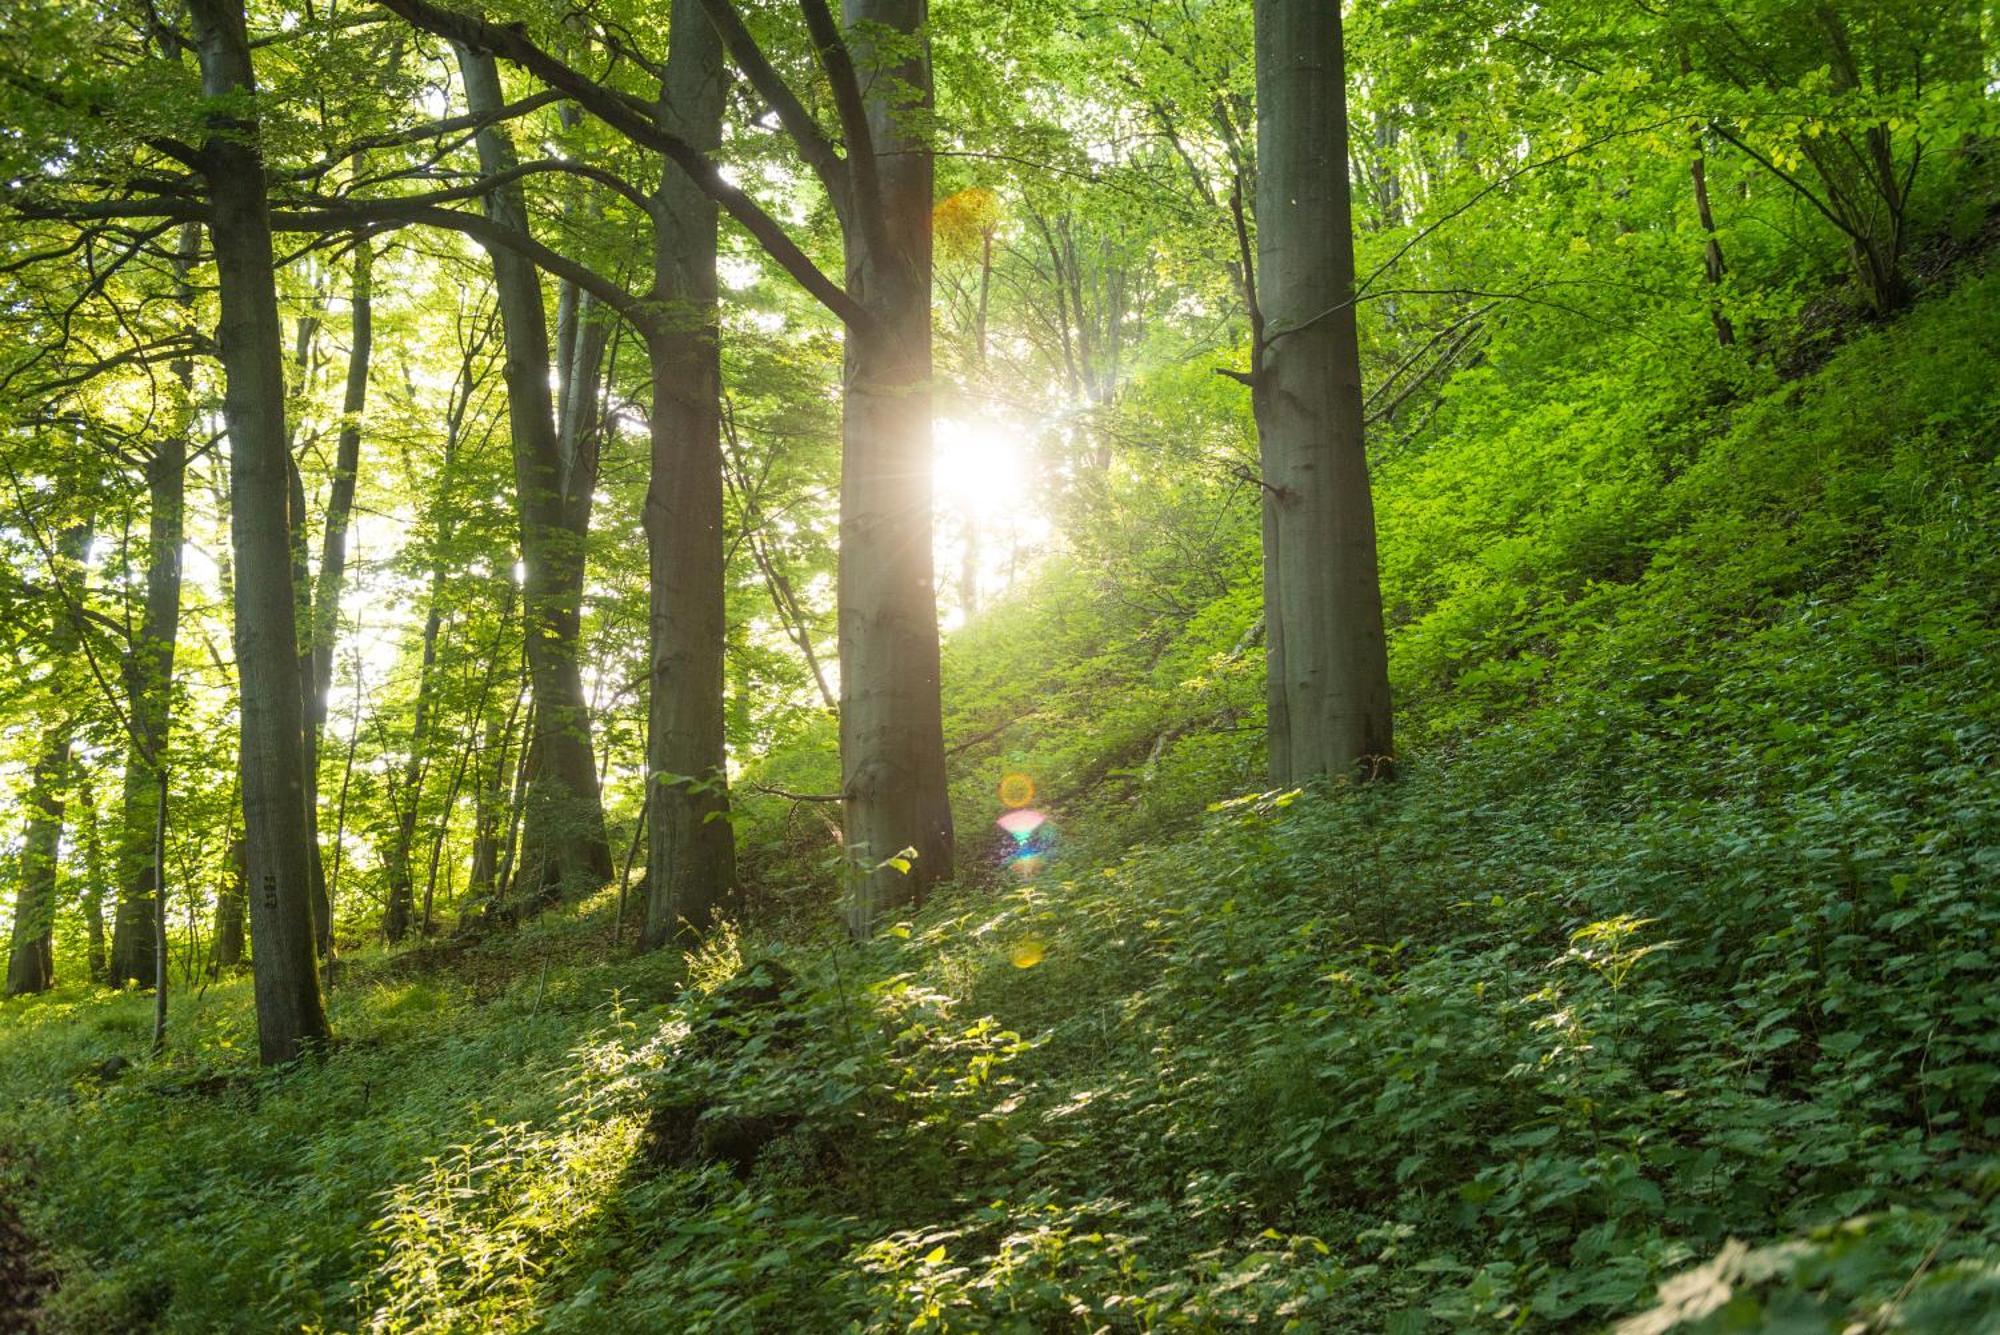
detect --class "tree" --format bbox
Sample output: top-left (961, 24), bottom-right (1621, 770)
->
top-left (1248, 0), bottom-right (1393, 784)
top-left (453, 45), bottom-right (614, 907)
top-left (188, 0), bottom-right (331, 1062)
top-left (642, 0), bottom-right (737, 946)
top-left (4, 525), bottom-right (92, 996)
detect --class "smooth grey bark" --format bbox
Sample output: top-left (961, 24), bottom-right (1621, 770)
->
top-left (6, 524), bottom-right (92, 995)
top-left (642, 0), bottom-right (736, 949)
top-left (837, 0), bottom-right (953, 934)
top-left (286, 454), bottom-right (333, 953)
top-left (6, 728), bottom-right (73, 995)
top-left (108, 229), bottom-right (198, 988)
top-left (454, 44), bottom-right (612, 904)
top-left (189, 0), bottom-right (331, 1063)
top-left (382, 601), bottom-right (441, 941)
top-left (300, 238), bottom-right (375, 951)
top-left (80, 772), bottom-right (107, 984)
top-left (211, 838), bottom-right (246, 972)
top-left (1251, 0), bottom-right (1394, 783)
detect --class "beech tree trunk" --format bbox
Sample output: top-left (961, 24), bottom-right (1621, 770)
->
top-left (641, 0), bottom-right (736, 949)
top-left (301, 238), bottom-right (374, 950)
top-left (80, 773), bottom-right (108, 984)
top-left (838, 0), bottom-right (953, 934)
top-left (108, 424), bottom-right (189, 986)
top-left (383, 599), bottom-right (442, 941)
top-left (6, 727), bottom-right (73, 995)
top-left (7, 524), bottom-right (92, 995)
top-left (211, 838), bottom-right (246, 972)
top-left (1251, 0), bottom-right (1394, 784)
top-left (454, 45), bottom-right (611, 904)
top-left (190, 0), bottom-right (331, 1063)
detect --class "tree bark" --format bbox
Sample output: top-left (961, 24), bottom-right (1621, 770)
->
top-left (6, 524), bottom-right (92, 995)
top-left (6, 727), bottom-right (73, 995)
top-left (838, 0), bottom-right (953, 934)
top-left (454, 44), bottom-right (611, 904)
top-left (211, 838), bottom-right (246, 971)
top-left (300, 238), bottom-right (375, 949)
top-left (641, 0), bottom-right (736, 949)
top-left (1251, 0), bottom-right (1394, 784)
top-left (108, 230), bottom-right (197, 988)
top-left (383, 600), bottom-right (442, 941)
top-left (190, 0), bottom-right (331, 1063)
top-left (80, 772), bottom-right (108, 984)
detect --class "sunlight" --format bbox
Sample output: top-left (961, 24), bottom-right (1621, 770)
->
top-left (933, 417), bottom-right (1028, 520)
top-left (933, 417), bottom-right (1051, 626)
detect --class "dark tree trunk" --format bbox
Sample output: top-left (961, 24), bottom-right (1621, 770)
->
top-left (1251, 0), bottom-right (1394, 784)
top-left (301, 238), bottom-right (374, 950)
top-left (383, 600), bottom-right (442, 941)
top-left (838, 0), bottom-right (953, 935)
top-left (7, 524), bottom-right (92, 995)
top-left (286, 455), bottom-right (333, 954)
top-left (454, 45), bottom-right (611, 905)
top-left (107, 230), bottom-right (198, 988)
top-left (108, 437), bottom-right (188, 986)
top-left (6, 728), bottom-right (73, 995)
top-left (189, 0), bottom-right (331, 1063)
top-left (80, 772), bottom-right (108, 984)
top-left (211, 838), bottom-right (246, 972)
top-left (641, 0), bottom-right (736, 949)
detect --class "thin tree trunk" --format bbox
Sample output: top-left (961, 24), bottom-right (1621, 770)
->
top-left (286, 455), bottom-right (333, 953)
top-left (838, 0), bottom-right (953, 935)
top-left (211, 838), bottom-right (246, 971)
top-left (454, 45), bottom-right (612, 905)
top-left (383, 600), bottom-right (443, 941)
top-left (642, 0), bottom-right (736, 948)
top-left (469, 654), bottom-right (527, 903)
top-left (6, 523), bottom-right (91, 995)
top-left (1251, 0), bottom-right (1394, 784)
top-left (190, 0), bottom-right (330, 1063)
top-left (6, 727), bottom-right (74, 995)
top-left (108, 230), bottom-right (197, 988)
top-left (80, 772), bottom-right (108, 984)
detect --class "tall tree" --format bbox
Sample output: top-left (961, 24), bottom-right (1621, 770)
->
top-left (642, 0), bottom-right (737, 946)
top-left (189, 0), bottom-right (331, 1062)
top-left (107, 224), bottom-right (200, 987)
top-left (1249, 0), bottom-right (1393, 783)
top-left (5, 525), bottom-right (91, 995)
top-left (454, 44), bottom-right (613, 906)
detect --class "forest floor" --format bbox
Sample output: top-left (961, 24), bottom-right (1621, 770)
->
top-left (1, 259), bottom-right (1998, 1332)
top-left (0, 1150), bottom-right (53, 1333)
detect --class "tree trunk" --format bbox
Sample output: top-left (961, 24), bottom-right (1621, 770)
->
top-left (838, 0), bottom-right (953, 935)
top-left (383, 599), bottom-right (443, 941)
top-left (6, 727), bottom-right (73, 995)
top-left (80, 772), bottom-right (108, 984)
top-left (107, 230), bottom-right (197, 988)
top-left (211, 838), bottom-right (246, 971)
top-left (190, 0), bottom-right (331, 1063)
top-left (641, 0), bottom-right (736, 949)
top-left (454, 44), bottom-right (611, 904)
top-left (300, 238), bottom-right (374, 949)
top-left (287, 455), bottom-right (333, 955)
top-left (1251, 0), bottom-right (1394, 784)
top-left (7, 523), bottom-right (92, 995)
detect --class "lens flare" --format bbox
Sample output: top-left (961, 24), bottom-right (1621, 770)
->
top-left (997, 773), bottom-right (1036, 808)
top-left (996, 807), bottom-right (1046, 841)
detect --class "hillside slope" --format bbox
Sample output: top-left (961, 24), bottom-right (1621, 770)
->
top-left (1, 266), bottom-right (1997, 1331)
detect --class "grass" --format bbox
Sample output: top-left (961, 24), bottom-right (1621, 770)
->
top-left (3, 263), bottom-right (1998, 1332)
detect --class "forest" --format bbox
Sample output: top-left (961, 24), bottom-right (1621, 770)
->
top-left (0, 0), bottom-right (1996, 1328)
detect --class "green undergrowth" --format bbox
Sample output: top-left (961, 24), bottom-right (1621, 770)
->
top-left (4, 270), bottom-right (1999, 1331)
